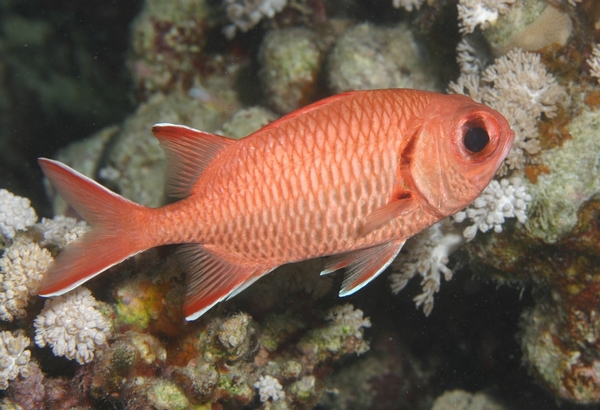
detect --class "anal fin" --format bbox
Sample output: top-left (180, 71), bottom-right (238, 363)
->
top-left (178, 244), bottom-right (275, 321)
top-left (321, 240), bottom-right (405, 296)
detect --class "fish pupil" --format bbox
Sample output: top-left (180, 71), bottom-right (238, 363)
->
top-left (463, 127), bottom-right (489, 153)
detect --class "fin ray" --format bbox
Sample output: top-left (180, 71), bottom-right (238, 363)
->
top-left (361, 191), bottom-right (415, 235)
top-left (37, 158), bottom-right (148, 296)
top-left (321, 240), bottom-right (405, 296)
top-left (178, 244), bottom-right (275, 321)
top-left (152, 124), bottom-right (234, 198)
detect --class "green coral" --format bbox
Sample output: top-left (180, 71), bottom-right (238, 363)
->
top-left (525, 104), bottom-right (600, 243)
top-left (146, 379), bottom-right (190, 410)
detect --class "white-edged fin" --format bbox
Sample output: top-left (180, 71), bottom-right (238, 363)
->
top-left (321, 240), bottom-right (405, 296)
top-left (361, 191), bottom-right (415, 236)
top-left (37, 158), bottom-right (148, 297)
top-left (152, 124), bottom-right (234, 198)
top-left (177, 243), bottom-right (276, 321)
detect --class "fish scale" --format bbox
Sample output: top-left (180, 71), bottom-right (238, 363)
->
top-left (37, 89), bottom-right (514, 320)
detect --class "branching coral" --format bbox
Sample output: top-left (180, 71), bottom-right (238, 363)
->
top-left (456, 38), bottom-right (484, 75)
top-left (0, 331), bottom-right (31, 389)
top-left (254, 375), bottom-right (285, 402)
top-left (0, 238), bottom-right (52, 322)
top-left (223, 0), bottom-right (287, 38)
top-left (325, 303), bottom-right (372, 339)
top-left (390, 220), bottom-right (465, 316)
top-left (37, 216), bottom-right (88, 248)
top-left (0, 189), bottom-right (37, 240)
top-left (392, 0), bottom-right (425, 11)
top-left (457, 0), bottom-right (516, 34)
top-left (454, 178), bottom-right (532, 241)
top-left (588, 44), bottom-right (600, 84)
top-left (34, 287), bottom-right (111, 365)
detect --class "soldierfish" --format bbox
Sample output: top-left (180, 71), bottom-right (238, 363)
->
top-left (38, 89), bottom-right (514, 320)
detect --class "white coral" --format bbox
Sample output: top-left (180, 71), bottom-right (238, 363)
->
top-left (454, 177), bottom-right (532, 241)
top-left (0, 238), bottom-right (52, 322)
top-left (587, 44), bottom-right (600, 84)
top-left (34, 287), bottom-right (111, 365)
top-left (392, 0), bottom-right (425, 11)
top-left (0, 189), bottom-right (37, 240)
top-left (456, 38), bottom-right (483, 76)
top-left (481, 49), bottom-right (563, 120)
top-left (223, 0), bottom-right (287, 38)
top-left (457, 0), bottom-right (516, 34)
top-left (325, 303), bottom-right (371, 338)
top-left (0, 331), bottom-right (31, 389)
top-left (254, 375), bottom-right (285, 402)
top-left (449, 49), bottom-right (564, 173)
top-left (37, 216), bottom-right (88, 248)
top-left (389, 220), bottom-right (465, 316)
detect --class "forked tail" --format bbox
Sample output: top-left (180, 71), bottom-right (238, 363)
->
top-left (38, 158), bottom-right (150, 296)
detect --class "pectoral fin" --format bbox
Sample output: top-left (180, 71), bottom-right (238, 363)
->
top-left (361, 190), bottom-right (415, 235)
top-left (321, 239), bottom-right (405, 296)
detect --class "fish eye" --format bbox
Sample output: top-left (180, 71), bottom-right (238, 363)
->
top-left (463, 127), bottom-right (489, 153)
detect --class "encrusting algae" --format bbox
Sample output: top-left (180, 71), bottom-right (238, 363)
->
top-left (1, 0), bottom-right (600, 408)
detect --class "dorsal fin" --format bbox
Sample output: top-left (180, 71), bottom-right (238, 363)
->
top-left (152, 124), bottom-right (234, 198)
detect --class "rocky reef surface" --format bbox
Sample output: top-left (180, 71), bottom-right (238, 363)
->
top-left (1, 0), bottom-right (600, 408)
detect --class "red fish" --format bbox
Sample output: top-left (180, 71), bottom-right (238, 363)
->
top-left (38, 89), bottom-right (514, 320)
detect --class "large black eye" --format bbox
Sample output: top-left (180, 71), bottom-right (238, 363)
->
top-left (463, 127), bottom-right (489, 153)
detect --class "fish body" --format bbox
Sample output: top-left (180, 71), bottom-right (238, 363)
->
top-left (38, 89), bottom-right (514, 320)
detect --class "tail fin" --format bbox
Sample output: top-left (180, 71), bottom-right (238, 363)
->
top-left (38, 158), bottom-right (149, 296)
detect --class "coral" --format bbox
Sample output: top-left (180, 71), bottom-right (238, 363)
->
top-left (220, 106), bottom-right (278, 139)
top-left (392, 0), bottom-right (426, 11)
top-left (34, 287), bottom-right (112, 365)
top-left (259, 28), bottom-right (323, 114)
top-left (145, 378), bottom-right (190, 410)
top-left (0, 331), bottom-right (31, 390)
top-left (456, 38), bottom-right (484, 75)
top-left (457, 0), bottom-right (516, 34)
top-left (288, 375), bottom-right (315, 402)
top-left (7, 361), bottom-right (45, 409)
top-left (431, 389), bottom-right (508, 410)
top-left (254, 375), bottom-right (285, 402)
top-left (389, 220), bottom-right (465, 316)
top-left (223, 0), bottom-right (288, 38)
top-left (36, 216), bottom-right (88, 248)
top-left (453, 178), bottom-right (531, 241)
top-left (113, 252), bottom-right (184, 336)
top-left (587, 43), bottom-right (600, 83)
top-left (481, 48), bottom-right (563, 120)
top-left (0, 237), bottom-right (52, 321)
top-left (524, 101), bottom-right (600, 243)
top-left (129, 0), bottom-right (211, 98)
top-left (297, 304), bottom-right (371, 365)
top-left (520, 296), bottom-right (600, 403)
top-left (328, 23), bottom-right (438, 93)
top-left (0, 189), bottom-right (37, 240)
top-left (483, 0), bottom-right (572, 57)
top-left (217, 312), bottom-right (255, 358)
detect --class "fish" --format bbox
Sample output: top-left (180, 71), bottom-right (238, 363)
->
top-left (38, 89), bottom-right (514, 321)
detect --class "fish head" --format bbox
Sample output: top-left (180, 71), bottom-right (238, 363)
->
top-left (408, 93), bottom-right (514, 216)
